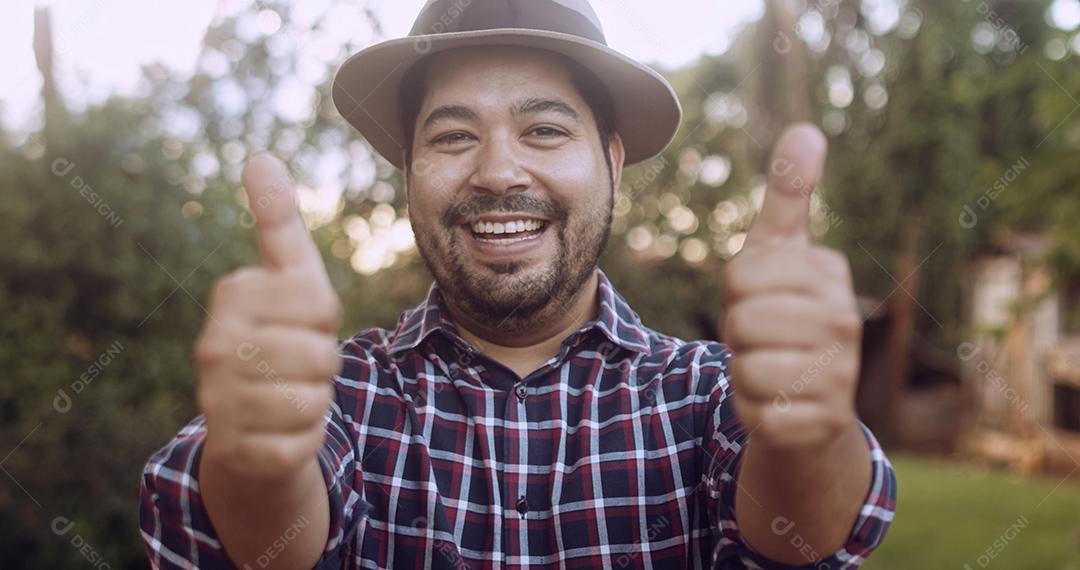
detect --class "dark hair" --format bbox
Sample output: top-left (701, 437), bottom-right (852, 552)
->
top-left (399, 49), bottom-right (616, 176)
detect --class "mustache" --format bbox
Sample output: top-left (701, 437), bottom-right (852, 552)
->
top-left (442, 193), bottom-right (567, 227)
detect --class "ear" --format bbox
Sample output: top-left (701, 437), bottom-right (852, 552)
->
top-left (608, 132), bottom-right (626, 196)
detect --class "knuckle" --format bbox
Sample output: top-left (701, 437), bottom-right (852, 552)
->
top-left (720, 261), bottom-right (747, 298)
top-left (195, 333), bottom-right (233, 368)
top-left (724, 302), bottom-right (752, 341)
top-left (833, 349), bottom-right (859, 380)
top-left (732, 397), bottom-right (764, 429)
top-left (838, 358), bottom-right (860, 384)
top-left (818, 349), bottom-right (858, 385)
top-left (203, 434), bottom-right (239, 468)
top-left (720, 312), bottom-right (737, 345)
top-left (291, 268), bottom-right (341, 325)
top-left (317, 340), bottom-right (344, 378)
top-left (215, 268), bottom-right (254, 297)
top-left (728, 353), bottom-right (761, 396)
top-left (299, 385), bottom-right (333, 422)
top-left (828, 310), bottom-right (862, 339)
top-left (210, 267), bottom-right (262, 310)
top-left (727, 355), bottom-right (747, 389)
top-left (814, 247), bottom-right (850, 279)
top-left (196, 385), bottom-right (222, 419)
top-left (314, 291), bottom-right (343, 328)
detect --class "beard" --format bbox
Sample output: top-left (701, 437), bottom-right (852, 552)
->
top-left (411, 187), bottom-right (613, 334)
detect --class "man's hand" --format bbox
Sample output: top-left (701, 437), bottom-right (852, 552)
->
top-left (194, 153), bottom-right (341, 569)
top-left (722, 124), bottom-right (872, 564)
top-left (721, 123), bottom-right (860, 448)
top-left (195, 153), bottom-right (343, 478)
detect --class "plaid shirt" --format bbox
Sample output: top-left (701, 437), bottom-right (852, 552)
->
top-left (140, 268), bottom-right (896, 569)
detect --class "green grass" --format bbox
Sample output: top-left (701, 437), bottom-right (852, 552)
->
top-left (863, 454), bottom-right (1080, 569)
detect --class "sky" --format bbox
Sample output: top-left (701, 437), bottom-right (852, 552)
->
top-left (3, 0), bottom-right (1080, 131)
top-left (0, 0), bottom-right (767, 132)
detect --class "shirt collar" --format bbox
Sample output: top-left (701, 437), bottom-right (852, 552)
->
top-left (386, 267), bottom-right (651, 356)
top-left (385, 280), bottom-right (462, 356)
top-left (588, 268), bottom-right (652, 354)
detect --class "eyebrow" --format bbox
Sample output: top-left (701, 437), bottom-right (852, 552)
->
top-left (420, 97), bottom-right (582, 133)
top-left (421, 104), bottom-right (480, 132)
top-left (512, 97), bottom-right (581, 124)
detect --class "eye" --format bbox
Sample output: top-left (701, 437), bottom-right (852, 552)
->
top-left (527, 126), bottom-right (568, 138)
top-left (432, 132), bottom-right (474, 146)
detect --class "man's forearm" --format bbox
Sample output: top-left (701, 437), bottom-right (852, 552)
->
top-left (199, 453), bottom-right (331, 570)
top-left (734, 419), bottom-right (872, 565)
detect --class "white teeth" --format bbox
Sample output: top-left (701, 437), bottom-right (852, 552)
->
top-left (471, 219), bottom-right (544, 235)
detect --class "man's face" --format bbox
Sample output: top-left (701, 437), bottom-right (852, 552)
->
top-left (405, 46), bottom-right (624, 331)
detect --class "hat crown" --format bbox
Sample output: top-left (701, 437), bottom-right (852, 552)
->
top-left (410, 0), bottom-right (606, 45)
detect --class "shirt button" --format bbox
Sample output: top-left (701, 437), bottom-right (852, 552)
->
top-left (515, 384), bottom-right (527, 401)
top-left (516, 495), bottom-right (529, 518)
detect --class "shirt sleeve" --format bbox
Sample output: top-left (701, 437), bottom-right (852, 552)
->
top-left (138, 391), bottom-right (365, 569)
top-left (698, 346), bottom-right (897, 569)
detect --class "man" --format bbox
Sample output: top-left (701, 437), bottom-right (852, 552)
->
top-left (140, 0), bottom-right (896, 568)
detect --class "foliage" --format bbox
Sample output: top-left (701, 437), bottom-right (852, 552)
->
top-left (2, 0), bottom-right (1080, 567)
top-left (0, 100), bottom-right (250, 568)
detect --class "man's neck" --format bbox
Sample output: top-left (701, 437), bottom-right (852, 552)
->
top-left (445, 269), bottom-right (601, 379)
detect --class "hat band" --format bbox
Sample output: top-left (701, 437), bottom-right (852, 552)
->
top-left (409, 0), bottom-right (607, 45)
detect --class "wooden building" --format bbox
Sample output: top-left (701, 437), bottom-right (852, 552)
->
top-left (959, 233), bottom-right (1080, 475)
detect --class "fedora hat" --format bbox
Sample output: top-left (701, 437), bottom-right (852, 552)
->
top-left (331, 0), bottom-right (683, 171)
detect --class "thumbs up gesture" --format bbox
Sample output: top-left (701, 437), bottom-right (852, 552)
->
top-left (721, 124), bottom-right (861, 449)
top-left (195, 154), bottom-right (343, 479)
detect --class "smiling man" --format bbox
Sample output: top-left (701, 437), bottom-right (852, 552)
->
top-left (140, 1), bottom-right (896, 569)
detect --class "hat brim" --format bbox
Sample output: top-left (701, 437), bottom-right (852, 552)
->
top-left (331, 28), bottom-right (682, 171)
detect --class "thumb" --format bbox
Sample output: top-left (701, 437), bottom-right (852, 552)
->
top-left (745, 123), bottom-right (828, 248)
top-left (241, 153), bottom-right (325, 273)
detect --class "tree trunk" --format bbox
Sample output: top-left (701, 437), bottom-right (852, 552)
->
top-left (879, 216), bottom-right (922, 445)
top-left (34, 7), bottom-right (66, 150)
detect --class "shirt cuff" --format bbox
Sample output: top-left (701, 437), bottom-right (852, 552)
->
top-left (139, 417), bottom-right (232, 568)
top-left (140, 414), bottom-right (368, 570)
top-left (713, 421), bottom-right (897, 569)
top-left (311, 409), bottom-right (369, 568)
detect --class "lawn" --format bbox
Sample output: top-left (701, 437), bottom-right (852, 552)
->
top-left (864, 453), bottom-right (1080, 569)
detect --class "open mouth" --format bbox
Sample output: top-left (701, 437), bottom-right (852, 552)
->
top-left (468, 219), bottom-right (548, 244)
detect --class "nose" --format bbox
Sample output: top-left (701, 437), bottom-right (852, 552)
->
top-left (468, 134), bottom-right (532, 195)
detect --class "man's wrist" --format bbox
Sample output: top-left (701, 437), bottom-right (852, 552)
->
top-left (199, 438), bottom-right (324, 504)
top-left (743, 402), bottom-right (859, 456)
